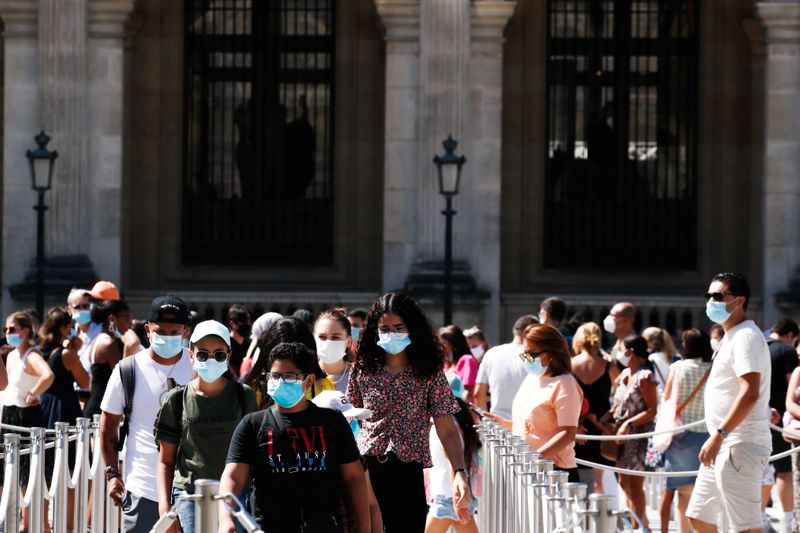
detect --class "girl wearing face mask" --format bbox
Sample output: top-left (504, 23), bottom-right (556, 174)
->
top-left (314, 308), bottom-right (355, 395)
top-left (600, 335), bottom-right (658, 532)
top-left (486, 323), bottom-right (584, 482)
top-left (438, 325), bottom-right (479, 404)
top-left (219, 342), bottom-right (370, 533)
top-left (348, 293), bottom-right (470, 533)
top-left (2, 311), bottom-right (55, 532)
top-left (463, 326), bottom-right (490, 363)
top-left (83, 300), bottom-right (130, 417)
top-left (155, 320), bottom-right (258, 533)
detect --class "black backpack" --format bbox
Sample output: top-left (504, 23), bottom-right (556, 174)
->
top-left (116, 356), bottom-right (137, 452)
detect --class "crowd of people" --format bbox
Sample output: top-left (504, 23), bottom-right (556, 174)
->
top-left (0, 271), bottom-right (795, 533)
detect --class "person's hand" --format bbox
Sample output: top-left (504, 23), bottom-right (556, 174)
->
top-left (615, 420), bottom-right (630, 444)
top-left (483, 412), bottom-right (511, 428)
top-left (25, 392), bottom-right (40, 406)
top-left (218, 517), bottom-right (237, 533)
top-left (698, 433), bottom-right (724, 467)
top-left (108, 477), bottom-right (125, 506)
top-left (452, 472), bottom-right (471, 523)
top-left (770, 408), bottom-right (781, 425)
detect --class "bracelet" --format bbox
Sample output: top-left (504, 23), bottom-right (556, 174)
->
top-left (454, 467), bottom-right (468, 477)
top-left (105, 465), bottom-right (122, 482)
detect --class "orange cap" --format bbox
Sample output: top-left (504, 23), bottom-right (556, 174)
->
top-left (89, 280), bottom-right (120, 301)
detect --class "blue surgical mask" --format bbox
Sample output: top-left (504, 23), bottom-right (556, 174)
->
top-left (6, 334), bottom-right (21, 347)
top-left (349, 419), bottom-right (361, 440)
top-left (68, 325), bottom-right (78, 340)
top-left (267, 378), bottom-right (306, 409)
top-left (194, 359), bottom-right (229, 383)
top-left (151, 333), bottom-right (184, 357)
top-left (706, 300), bottom-right (734, 324)
top-left (74, 310), bottom-right (91, 326)
top-left (351, 326), bottom-right (361, 343)
top-left (377, 332), bottom-right (411, 355)
top-left (524, 357), bottom-right (546, 377)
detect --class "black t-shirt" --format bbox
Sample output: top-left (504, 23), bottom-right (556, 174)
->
top-left (768, 339), bottom-right (798, 413)
top-left (230, 338), bottom-right (248, 377)
top-left (226, 403), bottom-right (360, 530)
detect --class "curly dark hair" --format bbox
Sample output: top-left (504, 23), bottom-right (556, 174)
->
top-left (355, 293), bottom-right (444, 378)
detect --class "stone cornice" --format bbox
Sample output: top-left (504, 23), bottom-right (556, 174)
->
top-left (375, 0), bottom-right (420, 42)
top-left (0, 0), bottom-right (37, 37)
top-left (757, 1), bottom-right (800, 43)
top-left (471, 0), bottom-right (516, 43)
top-left (88, 0), bottom-right (135, 38)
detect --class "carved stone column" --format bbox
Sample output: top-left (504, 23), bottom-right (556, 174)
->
top-left (756, 0), bottom-right (800, 326)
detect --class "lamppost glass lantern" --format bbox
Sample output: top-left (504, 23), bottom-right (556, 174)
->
top-left (26, 130), bottom-right (58, 192)
top-left (433, 135), bottom-right (466, 197)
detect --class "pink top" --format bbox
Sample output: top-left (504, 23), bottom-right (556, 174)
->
top-left (511, 373), bottom-right (583, 469)
top-left (454, 354), bottom-right (479, 387)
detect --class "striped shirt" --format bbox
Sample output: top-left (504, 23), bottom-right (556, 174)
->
top-left (673, 358), bottom-right (712, 430)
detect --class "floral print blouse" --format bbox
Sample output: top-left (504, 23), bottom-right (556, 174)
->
top-left (347, 365), bottom-right (459, 467)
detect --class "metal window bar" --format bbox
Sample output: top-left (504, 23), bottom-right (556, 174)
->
top-left (182, 0), bottom-right (336, 266)
top-left (544, 0), bottom-right (699, 269)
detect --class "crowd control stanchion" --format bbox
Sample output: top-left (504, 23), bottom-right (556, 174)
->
top-left (195, 478), bottom-right (220, 532)
top-left (1, 434), bottom-right (21, 533)
top-left (512, 450), bottom-right (539, 533)
top-left (478, 421), bottom-right (501, 532)
top-left (23, 427), bottom-right (46, 533)
top-left (90, 414), bottom-right (106, 533)
top-left (501, 439), bottom-right (524, 533)
top-left (50, 422), bottom-right (71, 533)
top-left (71, 417), bottom-right (92, 533)
top-left (563, 482), bottom-right (588, 531)
top-left (219, 493), bottom-right (265, 533)
top-left (577, 493), bottom-right (616, 533)
top-left (546, 470), bottom-right (570, 531)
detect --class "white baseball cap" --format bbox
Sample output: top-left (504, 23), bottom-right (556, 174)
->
top-left (190, 320), bottom-right (231, 348)
top-left (311, 390), bottom-right (373, 420)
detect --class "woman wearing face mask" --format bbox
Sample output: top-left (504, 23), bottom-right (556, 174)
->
top-left (348, 293), bottom-right (469, 533)
top-left (486, 323), bottom-right (584, 482)
top-left (219, 342), bottom-right (370, 533)
top-left (2, 311), bottom-right (55, 532)
top-left (83, 300), bottom-right (131, 417)
top-left (463, 326), bottom-right (490, 363)
top-left (239, 312), bottom-right (282, 378)
top-left (438, 325), bottom-right (479, 404)
top-left (314, 308), bottom-right (355, 395)
top-left (155, 320), bottom-right (258, 533)
top-left (642, 326), bottom-right (680, 392)
top-left (600, 336), bottom-right (658, 532)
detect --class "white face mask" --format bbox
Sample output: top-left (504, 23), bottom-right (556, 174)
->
top-left (710, 338), bottom-right (721, 352)
top-left (316, 338), bottom-right (347, 364)
top-left (603, 315), bottom-right (617, 334)
top-left (616, 351), bottom-right (631, 367)
top-left (470, 345), bottom-right (485, 358)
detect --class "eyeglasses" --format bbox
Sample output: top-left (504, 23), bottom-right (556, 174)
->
top-left (70, 303), bottom-right (91, 311)
top-left (703, 291), bottom-right (735, 302)
top-left (194, 349), bottom-right (228, 363)
top-left (266, 372), bottom-right (305, 384)
top-left (519, 350), bottom-right (545, 363)
top-left (378, 325), bottom-right (407, 334)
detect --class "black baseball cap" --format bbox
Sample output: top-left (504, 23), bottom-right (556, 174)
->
top-left (147, 295), bottom-right (190, 325)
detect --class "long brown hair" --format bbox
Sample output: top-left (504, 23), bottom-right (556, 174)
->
top-left (39, 307), bottom-right (72, 351)
top-left (523, 323), bottom-right (572, 377)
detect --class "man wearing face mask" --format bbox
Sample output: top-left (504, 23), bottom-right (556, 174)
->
top-left (99, 295), bottom-right (194, 533)
top-left (686, 272), bottom-right (771, 533)
top-left (227, 303), bottom-right (252, 379)
top-left (602, 302), bottom-right (636, 364)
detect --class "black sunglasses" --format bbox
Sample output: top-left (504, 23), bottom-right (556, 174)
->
top-left (703, 291), bottom-right (736, 302)
top-left (519, 350), bottom-right (545, 363)
top-left (194, 349), bottom-right (228, 363)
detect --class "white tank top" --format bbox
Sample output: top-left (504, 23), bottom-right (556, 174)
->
top-left (4, 348), bottom-right (42, 407)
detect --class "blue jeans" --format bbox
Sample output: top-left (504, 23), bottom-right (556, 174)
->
top-left (172, 487), bottom-right (250, 533)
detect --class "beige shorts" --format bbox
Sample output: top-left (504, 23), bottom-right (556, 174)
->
top-left (685, 443), bottom-right (769, 532)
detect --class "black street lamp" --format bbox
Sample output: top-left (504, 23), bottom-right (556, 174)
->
top-left (26, 131), bottom-right (58, 319)
top-left (433, 135), bottom-right (466, 326)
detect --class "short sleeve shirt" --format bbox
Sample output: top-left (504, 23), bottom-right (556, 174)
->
top-left (226, 404), bottom-right (360, 529)
top-left (454, 355), bottom-right (479, 387)
top-left (154, 380), bottom-right (259, 489)
top-left (705, 320), bottom-right (771, 450)
top-left (768, 339), bottom-right (798, 413)
top-left (475, 342), bottom-right (528, 419)
top-left (347, 366), bottom-right (459, 466)
top-left (511, 373), bottom-right (583, 469)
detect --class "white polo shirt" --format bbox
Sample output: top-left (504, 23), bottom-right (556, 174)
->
top-left (475, 341), bottom-right (528, 420)
top-left (705, 320), bottom-right (771, 451)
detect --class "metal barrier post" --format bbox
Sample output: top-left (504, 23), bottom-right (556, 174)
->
top-left (194, 479), bottom-right (220, 533)
top-left (51, 422), bottom-right (71, 533)
top-left (501, 438), bottom-right (523, 533)
top-left (1, 434), bottom-right (21, 533)
top-left (545, 470), bottom-right (570, 530)
top-left (27, 427), bottom-right (46, 533)
top-left (512, 451), bottom-right (539, 533)
top-left (480, 425), bottom-right (502, 532)
top-left (73, 417), bottom-right (92, 533)
top-left (90, 414), bottom-right (106, 533)
top-left (563, 482), bottom-right (588, 531)
top-left (583, 494), bottom-right (616, 533)
top-left (530, 459), bottom-right (554, 533)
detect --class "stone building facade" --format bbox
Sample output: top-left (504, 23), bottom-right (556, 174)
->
top-left (0, 0), bottom-right (798, 343)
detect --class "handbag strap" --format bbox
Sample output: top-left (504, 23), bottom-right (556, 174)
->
top-left (676, 366), bottom-right (711, 417)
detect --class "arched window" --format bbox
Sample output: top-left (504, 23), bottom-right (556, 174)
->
top-left (544, 0), bottom-right (699, 268)
top-left (182, 0), bottom-right (335, 266)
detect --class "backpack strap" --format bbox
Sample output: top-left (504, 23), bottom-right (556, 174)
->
top-left (235, 381), bottom-right (247, 416)
top-left (116, 356), bottom-right (137, 452)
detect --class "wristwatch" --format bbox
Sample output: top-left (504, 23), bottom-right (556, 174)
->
top-left (717, 427), bottom-right (729, 439)
top-left (105, 465), bottom-right (122, 482)
top-left (454, 467), bottom-right (469, 478)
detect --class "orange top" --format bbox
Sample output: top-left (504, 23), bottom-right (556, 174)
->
top-left (511, 373), bottom-right (583, 469)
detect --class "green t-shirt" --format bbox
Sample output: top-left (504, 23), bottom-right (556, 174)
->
top-left (155, 379), bottom-right (259, 489)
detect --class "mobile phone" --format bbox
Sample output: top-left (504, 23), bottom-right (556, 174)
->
top-left (469, 405), bottom-right (487, 417)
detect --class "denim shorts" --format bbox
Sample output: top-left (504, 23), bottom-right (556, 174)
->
top-left (664, 430), bottom-right (708, 489)
top-left (427, 495), bottom-right (478, 521)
